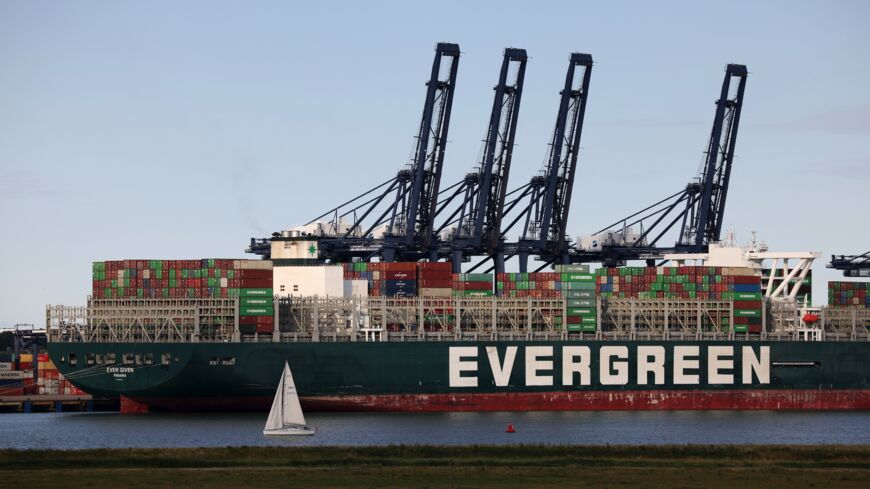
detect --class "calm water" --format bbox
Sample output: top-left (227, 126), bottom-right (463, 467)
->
top-left (1, 411), bottom-right (868, 449)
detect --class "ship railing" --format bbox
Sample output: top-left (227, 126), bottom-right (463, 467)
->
top-left (46, 297), bottom-right (869, 343)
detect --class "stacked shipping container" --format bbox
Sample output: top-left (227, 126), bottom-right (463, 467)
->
top-left (559, 265), bottom-right (597, 332)
top-left (828, 281), bottom-right (870, 307)
top-left (341, 262), bottom-right (418, 297)
top-left (92, 259), bottom-right (274, 334)
top-left (0, 353), bottom-right (86, 396)
top-left (452, 273), bottom-right (494, 297)
top-left (92, 259), bottom-right (272, 299)
top-left (496, 272), bottom-right (563, 298)
top-left (417, 262), bottom-right (453, 297)
top-left (596, 266), bottom-right (762, 333)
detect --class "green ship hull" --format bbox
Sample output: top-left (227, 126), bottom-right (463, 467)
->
top-left (48, 340), bottom-right (870, 412)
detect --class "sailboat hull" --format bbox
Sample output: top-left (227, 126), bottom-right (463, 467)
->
top-left (263, 427), bottom-right (316, 436)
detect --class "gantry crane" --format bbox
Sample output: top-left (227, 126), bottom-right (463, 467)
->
top-left (431, 48), bottom-right (528, 272)
top-left (247, 43), bottom-right (461, 262)
top-left (496, 53), bottom-right (593, 273)
top-left (829, 252), bottom-right (870, 277)
top-left (572, 63), bottom-right (748, 267)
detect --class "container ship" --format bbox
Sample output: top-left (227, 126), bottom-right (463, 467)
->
top-left (44, 44), bottom-right (870, 412)
top-left (46, 241), bottom-right (870, 413)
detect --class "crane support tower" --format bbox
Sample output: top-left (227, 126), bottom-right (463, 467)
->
top-left (680, 64), bottom-right (748, 247)
top-left (500, 53), bottom-right (593, 273)
top-left (382, 42), bottom-right (461, 261)
top-left (574, 63), bottom-right (748, 267)
top-left (829, 252), bottom-right (870, 277)
top-left (432, 48), bottom-right (528, 272)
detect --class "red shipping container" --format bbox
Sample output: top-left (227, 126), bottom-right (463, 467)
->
top-left (464, 281), bottom-right (492, 291)
top-left (239, 316), bottom-right (257, 325)
top-left (385, 270), bottom-right (414, 280)
top-left (733, 275), bottom-right (760, 284)
top-left (748, 324), bottom-right (762, 334)
top-left (382, 262), bottom-right (417, 272)
top-left (734, 300), bottom-right (762, 309)
top-left (255, 324), bottom-right (274, 334)
top-left (238, 279), bottom-right (272, 288)
top-left (235, 269), bottom-right (272, 279)
top-left (419, 279), bottom-right (452, 288)
top-left (417, 262), bottom-right (452, 272)
top-left (256, 316), bottom-right (274, 325)
top-left (419, 270), bottom-right (453, 280)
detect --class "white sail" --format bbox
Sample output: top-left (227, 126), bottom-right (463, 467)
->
top-left (281, 364), bottom-right (306, 427)
top-left (264, 365), bottom-right (285, 431)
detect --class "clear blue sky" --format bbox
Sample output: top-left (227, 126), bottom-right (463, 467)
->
top-left (2, 1), bottom-right (868, 327)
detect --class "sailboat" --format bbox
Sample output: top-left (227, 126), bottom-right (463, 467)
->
top-left (263, 362), bottom-right (315, 436)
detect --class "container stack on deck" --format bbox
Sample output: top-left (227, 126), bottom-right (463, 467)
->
top-left (452, 273), bottom-right (494, 297)
top-left (558, 265), bottom-right (597, 332)
top-left (496, 272), bottom-right (563, 298)
top-left (91, 259), bottom-right (272, 300)
top-left (828, 281), bottom-right (870, 307)
top-left (595, 266), bottom-right (762, 333)
top-left (417, 262), bottom-right (453, 297)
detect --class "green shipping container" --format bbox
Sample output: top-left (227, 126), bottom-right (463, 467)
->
top-left (240, 288), bottom-right (273, 297)
top-left (241, 297), bottom-right (272, 307)
top-left (564, 290), bottom-right (596, 299)
top-left (240, 306), bottom-right (274, 316)
top-left (734, 309), bottom-right (762, 318)
top-left (564, 281), bottom-right (596, 291)
top-left (567, 307), bottom-right (595, 316)
top-left (734, 292), bottom-right (763, 300)
top-left (460, 290), bottom-right (494, 297)
top-left (460, 273), bottom-right (493, 282)
top-left (567, 299), bottom-right (595, 308)
top-left (561, 273), bottom-right (595, 282)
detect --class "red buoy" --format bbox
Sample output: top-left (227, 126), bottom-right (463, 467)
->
top-left (506, 423), bottom-right (516, 433)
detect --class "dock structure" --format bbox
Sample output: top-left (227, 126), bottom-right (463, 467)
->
top-left (0, 394), bottom-right (103, 413)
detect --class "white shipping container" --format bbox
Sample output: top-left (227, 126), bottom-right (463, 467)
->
top-left (419, 288), bottom-right (452, 297)
top-left (142, 269), bottom-right (150, 279)
top-left (237, 260), bottom-right (274, 270)
top-left (220, 277), bottom-right (228, 288)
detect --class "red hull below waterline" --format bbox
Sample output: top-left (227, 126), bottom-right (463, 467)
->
top-left (121, 389), bottom-right (870, 414)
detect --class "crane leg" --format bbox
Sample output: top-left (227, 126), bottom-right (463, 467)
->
top-left (493, 253), bottom-right (506, 275)
top-left (452, 250), bottom-right (463, 274)
top-left (518, 252), bottom-right (529, 273)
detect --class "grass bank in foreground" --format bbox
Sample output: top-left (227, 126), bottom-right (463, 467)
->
top-left (1, 445), bottom-right (868, 488)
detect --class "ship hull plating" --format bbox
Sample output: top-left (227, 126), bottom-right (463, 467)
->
top-left (48, 340), bottom-right (870, 413)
